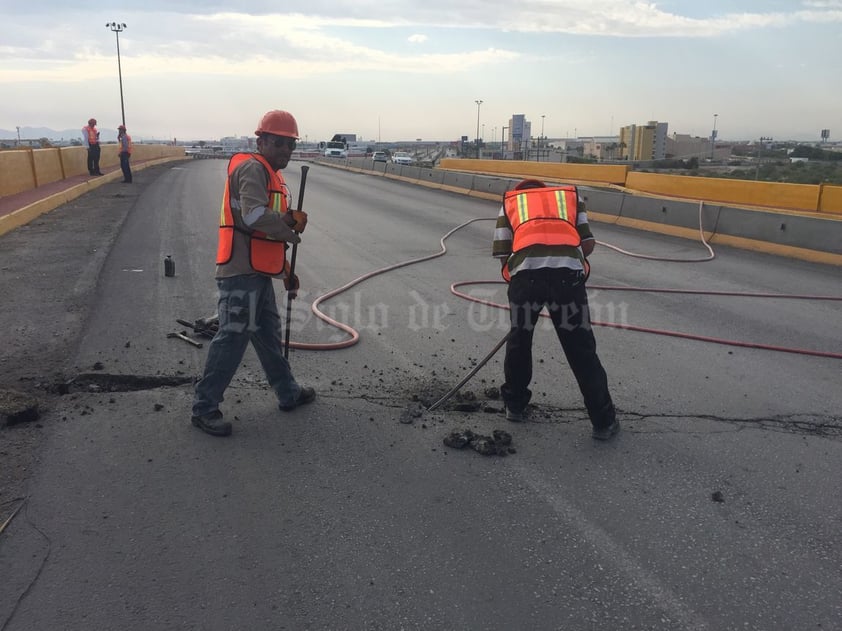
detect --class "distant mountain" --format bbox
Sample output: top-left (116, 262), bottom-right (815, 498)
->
top-left (0, 127), bottom-right (118, 143)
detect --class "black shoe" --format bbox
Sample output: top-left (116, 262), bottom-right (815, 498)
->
top-left (279, 386), bottom-right (316, 411)
top-left (95, 171), bottom-right (104, 176)
top-left (505, 405), bottom-right (526, 422)
top-left (191, 410), bottom-right (232, 436)
top-left (592, 420), bottom-right (620, 441)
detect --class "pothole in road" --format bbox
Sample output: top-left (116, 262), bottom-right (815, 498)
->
top-left (55, 373), bottom-right (194, 394)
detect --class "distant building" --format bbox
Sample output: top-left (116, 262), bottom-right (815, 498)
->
top-left (620, 121), bottom-right (668, 161)
top-left (506, 114), bottom-right (532, 154)
top-left (582, 136), bottom-right (620, 161)
top-left (667, 133), bottom-right (731, 161)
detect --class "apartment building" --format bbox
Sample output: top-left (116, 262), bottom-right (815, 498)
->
top-left (619, 121), bottom-right (668, 160)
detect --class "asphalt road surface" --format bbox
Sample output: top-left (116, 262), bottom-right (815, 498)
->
top-left (1, 160), bottom-right (840, 630)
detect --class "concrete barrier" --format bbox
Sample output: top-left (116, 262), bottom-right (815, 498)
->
top-left (819, 184), bottom-right (842, 215)
top-left (440, 158), bottom-right (630, 185)
top-left (469, 176), bottom-right (516, 201)
top-left (0, 144), bottom-right (185, 200)
top-left (578, 187), bottom-right (623, 219)
top-left (625, 171), bottom-right (822, 213)
top-left (441, 170), bottom-right (476, 194)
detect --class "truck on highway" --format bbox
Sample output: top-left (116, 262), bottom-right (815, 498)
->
top-left (320, 134), bottom-right (349, 158)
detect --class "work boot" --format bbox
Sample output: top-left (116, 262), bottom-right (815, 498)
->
top-left (591, 420), bottom-right (620, 441)
top-left (279, 386), bottom-right (316, 412)
top-left (191, 410), bottom-right (232, 436)
top-left (505, 405), bottom-right (526, 422)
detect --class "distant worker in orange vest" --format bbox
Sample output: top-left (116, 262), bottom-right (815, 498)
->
top-left (82, 118), bottom-right (103, 176)
top-left (492, 179), bottom-right (619, 440)
top-left (191, 109), bottom-right (314, 437)
top-left (117, 124), bottom-right (132, 183)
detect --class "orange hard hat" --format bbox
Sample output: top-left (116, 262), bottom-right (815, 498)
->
top-left (255, 110), bottom-right (299, 139)
top-left (118, 124), bottom-right (126, 130)
top-left (88, 118), bottom-right (97, 125)
top-left (514, 179), bottom-right (546, 190)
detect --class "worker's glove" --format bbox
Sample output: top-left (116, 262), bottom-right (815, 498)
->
top-left (284, 273), bottom-right (300, 298)
top-left (290, 210), bottom-right (308, 233)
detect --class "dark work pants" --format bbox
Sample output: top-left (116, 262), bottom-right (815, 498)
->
top-left (502, 268), bottom-right (615, 428)
top-left (119, 152), bottom-right (132, 182)
top-left (87, 144), bottom-right (101, 174)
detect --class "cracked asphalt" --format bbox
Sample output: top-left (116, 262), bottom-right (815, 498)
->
top-left (1, 160), bottom-right (841, 630)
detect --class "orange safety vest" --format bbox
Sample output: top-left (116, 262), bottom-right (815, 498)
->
top-left (83, 126), bottom-right (99, 145)
top-left (501, 186), bottom-right (582, 282)
top-left (503, 185), bottom-right (581, 252)
top-left (216, 153), bottom-right (289, 275)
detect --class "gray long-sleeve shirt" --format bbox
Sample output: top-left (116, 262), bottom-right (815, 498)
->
top-left (215, 157), bottom-right (300, 279)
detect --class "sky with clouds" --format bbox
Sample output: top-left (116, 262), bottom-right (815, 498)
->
top-left (1, 0), bottom-right (840, 143)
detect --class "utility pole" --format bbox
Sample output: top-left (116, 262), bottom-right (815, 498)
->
top-left (710, 113), bottom-right (718, 160)
top-left (105, 22), bottom-right (127, 127)
top-left (474, 100), bottom-right (483, 159)
top-left (755, 136), bottom-right (772, 180)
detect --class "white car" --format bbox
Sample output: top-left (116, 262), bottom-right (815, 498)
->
top-left (391, 152), bottom-right (413, 166)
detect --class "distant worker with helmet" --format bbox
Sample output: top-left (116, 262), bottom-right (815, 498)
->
top-left (492, 179), bottom-right (619, 440)
top-left (117, 124), bottom-right (132, 183)
top-left (191, 109), bottom-right (315, 437)
top-left (82, 117), bottom-right (103, 176)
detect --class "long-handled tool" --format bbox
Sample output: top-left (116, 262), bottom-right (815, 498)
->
top-left (167, 331), bottom-right (204, 348)
top-left (284, 164), bottom-right (310, 359)
top-left (426, 330), bottom-right (512, 411)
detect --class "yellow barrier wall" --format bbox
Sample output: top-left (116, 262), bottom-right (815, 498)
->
top-left (439, 159), bottom-right (630, 185)
top-left (32, 148), bottom-right (65, 187)
top-left (818, 185), bottom-right (842, 215)
top-left (0, 144), bottom-right (185, 199)
top-left (625, 172), bottom-right (820, 213)
top-left (0, 151), bottom-right (38, 196)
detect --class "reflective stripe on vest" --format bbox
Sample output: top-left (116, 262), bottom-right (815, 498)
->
top-left (503, 186), bottom-right (581, 253)
top-left (216, 153), bottom-right (289, 275)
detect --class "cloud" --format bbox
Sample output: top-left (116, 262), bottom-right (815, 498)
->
top-left (408, 34), bottom-right (428, 43)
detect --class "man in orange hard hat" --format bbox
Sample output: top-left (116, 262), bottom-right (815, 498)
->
top-left (82, 117), bottom-right (103, 176)
top-left (191, 110), bottom-right (314, 437)
top-left (492, 178), bottom-right (619, 440)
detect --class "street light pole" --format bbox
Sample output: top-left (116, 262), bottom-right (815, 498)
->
top-left (755, 136), bottom-right (772, 180)
top-left (106, 22), bottom-right (127, 127)
top-left (474, 100), bottom-right (483, 159)
top-left (710, 113), bottom-right (718, 160)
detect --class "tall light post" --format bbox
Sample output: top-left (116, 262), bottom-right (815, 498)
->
top-left (755, 136), bottom-right (772, 180)
top-left (710, 113), bottom-right (718, 160)
top-left (105, 22), bottom-right (127, 127)
top-left (474, 99), bottom-right (483, 159)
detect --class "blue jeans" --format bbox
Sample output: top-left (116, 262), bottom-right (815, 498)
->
top-left (192, 274), bottom-right (302, 416)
